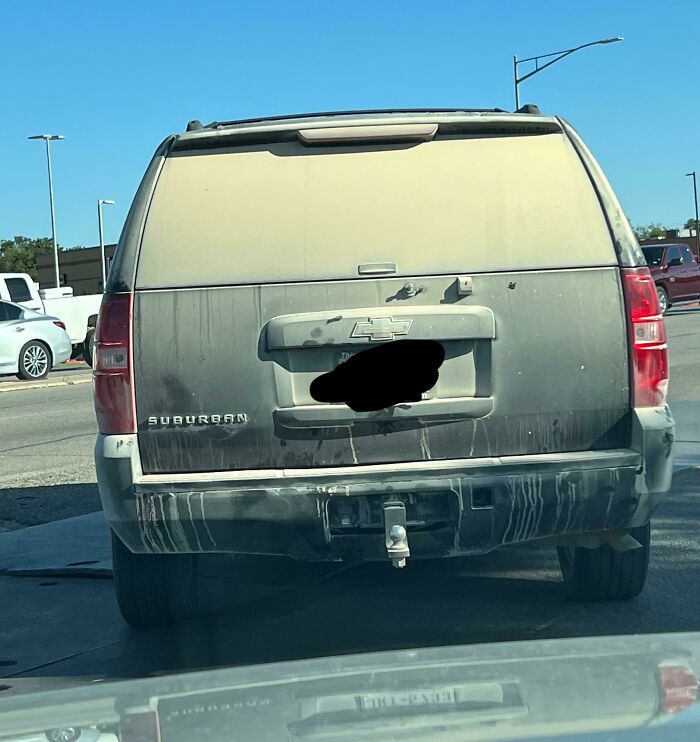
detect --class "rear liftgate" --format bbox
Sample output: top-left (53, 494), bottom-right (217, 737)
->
top-left (132, 117), bottom-right (633, 565)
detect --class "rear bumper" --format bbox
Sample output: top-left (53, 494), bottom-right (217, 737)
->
top-left (96, 406), bottom-right (674, 561)
top-left (52, 333), bottom-right (73, 366)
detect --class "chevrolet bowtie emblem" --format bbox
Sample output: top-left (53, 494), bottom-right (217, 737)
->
top-left (351, 317), bottom-right (412, 341)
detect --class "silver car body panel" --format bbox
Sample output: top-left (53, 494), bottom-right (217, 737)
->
top-left (0, 303), bottom-right (72, 373)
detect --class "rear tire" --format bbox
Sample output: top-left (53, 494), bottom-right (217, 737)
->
top-left (656, 286), bottom-right (669, 315)
top-left (82, 329), bottom-right (95, 367)
top-left (17, 340), bottom-right (51, 380)
top-left (111, 531), bottom-right (199, 628)
top-left (557, 522), bottom-right (650, 600)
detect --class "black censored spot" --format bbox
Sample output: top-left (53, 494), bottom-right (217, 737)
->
top-left (310, 340), bottom-right (445, 412)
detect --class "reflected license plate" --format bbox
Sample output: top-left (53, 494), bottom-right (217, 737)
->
top-left (358, 687), bottom-right (458, 710)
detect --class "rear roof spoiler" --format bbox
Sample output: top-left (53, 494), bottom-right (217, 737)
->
top-left (171, 113), bottom-right (562, 152)
top-left (205, 108), bottom-right (509, 129)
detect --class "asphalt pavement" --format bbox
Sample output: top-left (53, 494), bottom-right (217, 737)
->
top-left (1, 308), bottom-right (700, 694)
top-left (664, 306), bottom-right (700, 399)
top-left (0, 381), bottom-right (97, 531)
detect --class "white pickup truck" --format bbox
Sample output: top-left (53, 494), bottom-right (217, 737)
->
top-left (0, 272), bottom-right (102, 366)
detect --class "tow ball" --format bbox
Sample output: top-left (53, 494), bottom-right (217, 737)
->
top-left (384, 501), bottom-right (411, 568)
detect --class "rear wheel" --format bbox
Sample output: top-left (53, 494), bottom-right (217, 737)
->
top-left (111, 531), bottom-right (200, 628)
top-left (17, 340), bottom-right (51, 380)
top-left (557, 522), bottom-right (650, 600)
top-left (82, 328), bottom-right (95, 367)
top-left (656, 286), bottom-right (669, 314)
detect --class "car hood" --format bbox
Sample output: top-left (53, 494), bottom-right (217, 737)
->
top-left (0, 632), bottom-right (699, 742)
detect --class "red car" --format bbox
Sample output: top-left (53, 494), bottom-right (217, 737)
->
top-left (641, 243), bottom-right (700, 313)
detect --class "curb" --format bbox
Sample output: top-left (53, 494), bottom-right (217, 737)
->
top-left (0, 375), bottom-right (92, 393)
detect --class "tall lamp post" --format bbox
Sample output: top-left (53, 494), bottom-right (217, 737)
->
top-left (97, 199), bottom-right (115, 292)
top-left (513, 37), bottom-right (623, 109)
top-left (28, 134), bottom-right (65, 288)
top-left (685, 172), bottom-right (699, 260)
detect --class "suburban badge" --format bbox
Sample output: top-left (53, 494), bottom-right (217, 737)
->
top-left (147, 413), bottom-right (249, 427)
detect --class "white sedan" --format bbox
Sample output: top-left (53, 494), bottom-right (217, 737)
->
top-left (0, 299), bottom-right (72, 380)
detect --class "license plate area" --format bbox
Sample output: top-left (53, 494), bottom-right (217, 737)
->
top-left (328, 492), bottom-right (457, 534)
top-left (275, 338), bottom-right (483, 408)
top-left (335, 349), bottom-right (435, 400)
top-left (335, 349), bottom-right (356, 366)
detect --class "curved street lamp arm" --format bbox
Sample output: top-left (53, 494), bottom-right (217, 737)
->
top-left (516, 38), bottom-right (622, 84)
top-left (517, 39), bottom-right (604, 66)
top-left (516, 47), bottom-right (580, 84)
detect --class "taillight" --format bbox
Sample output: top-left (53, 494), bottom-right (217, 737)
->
top-left (658, 664), bottom-right (699, 715)
top-left (93, 292), bottom-right (135, 434)
top-left (621, 268), bottom-right (669, 407)
top-left (53, 320), bottom-right (66, 331)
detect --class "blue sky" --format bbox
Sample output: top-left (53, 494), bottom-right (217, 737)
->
top-left (1, 0), bottom-right (698, 247)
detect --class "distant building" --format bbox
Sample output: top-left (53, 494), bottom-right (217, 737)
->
top-left (36, 244), bottom-right (117, 295)
top-left (639, 229), bottom-right (699, 259)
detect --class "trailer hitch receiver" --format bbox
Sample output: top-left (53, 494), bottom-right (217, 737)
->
top-left (384, 501), bottom-right (410, 568)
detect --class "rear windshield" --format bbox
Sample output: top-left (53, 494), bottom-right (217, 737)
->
top-left (642, 247), bottom-right (665, 266)
top-left (5, 277), bottom-right (32, 302)
top-left (136, 132), bottom-right (615, 288)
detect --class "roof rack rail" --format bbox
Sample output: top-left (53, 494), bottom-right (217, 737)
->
top-left (515, 104), bottom-right (541, 115)
top-left (204, 107), bottom-right (508, 129)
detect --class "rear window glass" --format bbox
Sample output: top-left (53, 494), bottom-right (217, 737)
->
top-left (0, 301), bottom-right (22, 320)
top-left (642, 247), bottom-right (665, 266)
top-left (6, 277), bottom-right (32, 302)
top-left (136, 133), bottom-right (615, 288)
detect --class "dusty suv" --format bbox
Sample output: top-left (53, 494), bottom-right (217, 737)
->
top-left (94, 109), bottom-right (674, 627)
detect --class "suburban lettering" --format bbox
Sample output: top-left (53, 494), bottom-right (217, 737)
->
top-left (147, 414), bottom-right (249, 426)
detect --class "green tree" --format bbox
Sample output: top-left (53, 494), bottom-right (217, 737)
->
top-left (0, 236), bottom-right (58, 280)
top-left (684, 217), bottom-right (699, 232)
top-left (633, 223), bottom-right (671, 241)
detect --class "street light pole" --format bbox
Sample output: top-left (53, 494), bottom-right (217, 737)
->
top-left (686, 172), bottom-right (699, 260)
top-left (97, 199), bottom-right (115, 292)
top-left (29, 134), bottom-right (65, 288)
top-left (513, 37), bottom-right (623, 109)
